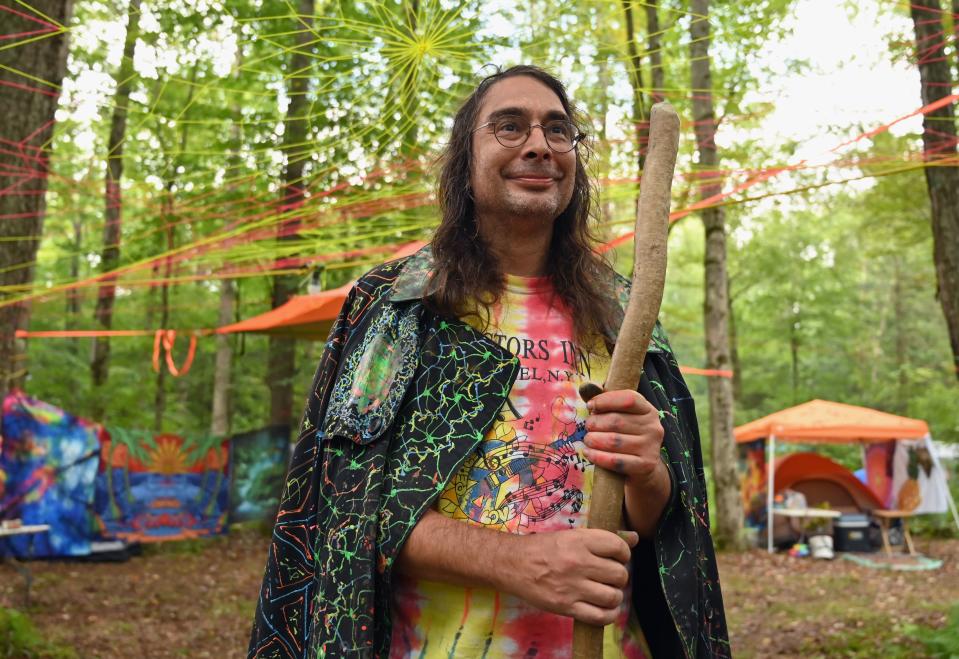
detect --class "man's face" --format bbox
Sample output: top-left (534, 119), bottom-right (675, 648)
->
top-left (469, 75), bottom-right (577, 227)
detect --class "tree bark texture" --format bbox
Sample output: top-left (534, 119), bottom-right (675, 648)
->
top-left (268, 0), bottom-right (314, 427)
top-left (728, 281), bottom-right (742, 402)
top-left (953, 0), bottom-right (959, 80)
top-left (211, 280), bottom-right (235, 437)
top-left (90, 0), bottom-right (142, 418)
top-left (66, 214), bottom-right (82, 355)
top-left (210, 53), bottom-right (244, 438)
top-left (910, 0), bottom-right (959, 383)
top-left (0, 0), bottom-right (74, 399)
top-left (645, 0), bottom-right (664, 104)
top-left (689, 0), bottom-right (744, 549)
top-left (621, 0), bottom-right (649, 174)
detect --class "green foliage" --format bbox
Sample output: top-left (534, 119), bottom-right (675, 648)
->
top-left (14, 0), bottom-right (957, 474)
top-left (0, 608), bottom-right (77, 659)
top-left (910, 603), bottom-right (959, 659)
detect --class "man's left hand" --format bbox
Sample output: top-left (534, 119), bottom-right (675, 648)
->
top-left (582, 389), bottom-right (671, 537)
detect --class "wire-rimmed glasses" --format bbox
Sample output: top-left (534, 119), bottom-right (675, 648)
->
top-left (472, 116), bottom-right (582, 153)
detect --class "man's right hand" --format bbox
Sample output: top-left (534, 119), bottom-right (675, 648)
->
top-left (502, 528), bottom-right (638, 626)
top-left (395, 510), bottom-right (638, 626)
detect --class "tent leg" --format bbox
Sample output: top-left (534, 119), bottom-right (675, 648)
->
top-left (767, 435), bottom-right (776, 554)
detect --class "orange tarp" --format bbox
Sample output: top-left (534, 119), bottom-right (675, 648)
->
top-left (216, 241), bottom-right (427, 340)
top-left (734, 399), bottom-right (929, 444)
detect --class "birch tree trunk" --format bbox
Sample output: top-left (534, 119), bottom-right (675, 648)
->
top-left (0, 0), bottom-right (74, 399)
top-left (910, 0), bottom-right (959, 383)
top-left (268, 0), bottom-right (315, 427)
top-left (689, 0), bottom-right (744, 550)
top-left (90, 0), bottom-right (142, 419)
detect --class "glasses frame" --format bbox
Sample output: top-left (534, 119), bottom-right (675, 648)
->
top-left (471, 118), bottom-right (583, 154)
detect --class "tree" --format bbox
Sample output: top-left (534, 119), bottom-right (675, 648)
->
top-left (0, 0), bottom-right (74, 400)
top-left (689, 0), bottom-right (744, 549)
top-left (909, 0), bottom-right (959, 383)
top-left (268, 0), bottom-right (315, 428)
top-left (90, 0), bottom-right (142, 419)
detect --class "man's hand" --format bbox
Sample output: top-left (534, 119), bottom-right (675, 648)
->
top-left (395, 511), bottom-right (638, 625)
top-left (507, 528), bottom-right (638, 626)
top-left (582, 389), bottom-right (672, 537)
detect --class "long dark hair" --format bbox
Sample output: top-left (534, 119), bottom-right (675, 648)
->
top-left (428, 64), bottom-right (619, 352)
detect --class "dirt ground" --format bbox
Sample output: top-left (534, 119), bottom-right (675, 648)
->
top-left (1, 527), bottom-right (957, 658)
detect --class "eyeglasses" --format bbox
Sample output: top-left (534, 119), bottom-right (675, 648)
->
top-left (472, 117), bottom-right (582, 153)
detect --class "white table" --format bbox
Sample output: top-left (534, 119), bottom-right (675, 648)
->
top-left (0, 523), bottom-right (50, 606)
top-left (772, 508), bottom-right (841, 543)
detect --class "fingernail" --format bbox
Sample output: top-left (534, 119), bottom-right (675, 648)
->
top-left (579, 382), bottom-right (603, 404)
top-left (617, 530), bottom-right (640, 547)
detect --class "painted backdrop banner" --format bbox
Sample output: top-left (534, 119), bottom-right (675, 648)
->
top-left (0, 392), bottom-right (100, 558)
top-left (94, 429), bottom-right (230, 542)
top-left (228, 425), bottom-right (289, 523)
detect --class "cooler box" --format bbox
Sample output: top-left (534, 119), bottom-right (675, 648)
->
top-left (834, 513), bottom-right (872, 552)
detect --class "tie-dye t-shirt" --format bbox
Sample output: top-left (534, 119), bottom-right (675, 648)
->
top-left (389, 275), bottom-right (650, 659)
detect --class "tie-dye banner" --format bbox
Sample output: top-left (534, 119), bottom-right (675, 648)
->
top-left (228, 425), bottom-right (289, 523)
top-left (94, 429), bottom-right (230, 542)
top-left (0, 391), bottom-right (101, 558)
top-left (738, 439), bottom-right (767, 527)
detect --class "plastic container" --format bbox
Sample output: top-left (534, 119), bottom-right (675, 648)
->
top-left (834, 513), bottom-right (872, 552)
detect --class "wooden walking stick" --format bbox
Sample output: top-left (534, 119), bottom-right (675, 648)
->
top-left (571, 102), bottom-right (680, 658)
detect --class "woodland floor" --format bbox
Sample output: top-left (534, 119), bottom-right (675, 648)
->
top-left (1, 526), bottom-right (957, 658)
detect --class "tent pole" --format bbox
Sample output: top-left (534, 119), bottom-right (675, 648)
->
top-left (767, 434), bottom-right (776, 553)
top-left (924, 434), bottom-right (959, 532)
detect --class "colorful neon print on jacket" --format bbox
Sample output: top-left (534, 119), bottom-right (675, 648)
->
top-left (389, 275), bottom-right (650, 659)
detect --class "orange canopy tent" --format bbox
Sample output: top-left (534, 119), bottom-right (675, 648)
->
top-left (734, 399), bottom-right (930, 444)
top-left (733, 399), bottom-right (956, 552)
top-left (216, 241), bottom-right (427, 340)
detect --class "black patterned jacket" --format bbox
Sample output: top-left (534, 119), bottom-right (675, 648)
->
top-left (248, 247), bottom-right (729, 659)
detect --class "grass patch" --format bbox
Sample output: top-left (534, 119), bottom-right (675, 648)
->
top-left (0, 607), bottom-right (77, 659)
top-left (141, 537), bottom-right (216, 556)
top-left (912, 603), bottom-right (959, 658)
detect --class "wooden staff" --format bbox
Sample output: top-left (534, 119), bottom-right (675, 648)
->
top-left (572, 102), bottom-right (680, 658)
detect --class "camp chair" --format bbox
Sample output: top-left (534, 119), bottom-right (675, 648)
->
top-left (873, 483), bottom-right (921, 557)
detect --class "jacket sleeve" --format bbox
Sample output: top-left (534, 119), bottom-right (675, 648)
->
top-left (248, 285), bottom-right (359, 659)
top-left (631, 348), bottom-right (730, 659)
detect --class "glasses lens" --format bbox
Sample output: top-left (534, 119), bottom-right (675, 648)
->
top-left (493, 118), bottom-right (529, 146)
top-left (544, 120), bottom-right (576, 151)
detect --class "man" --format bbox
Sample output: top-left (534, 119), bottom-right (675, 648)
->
top-left (249, 65), bottom-right (729, 659)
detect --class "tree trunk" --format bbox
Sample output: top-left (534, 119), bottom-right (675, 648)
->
top-left (645, 0), bottom-right (664, 104)
top-left (399, 0), bottom-right (420, 152)
top-left (911, 0), bottom-right (959, 383)
top-left (789, 306), bottom-right (799, 404)
top-left (66, 212), bottom-right (82, 356)
top-left (953, 0), bottom-right (959, 80)
top-left (211, 281), bottom-right (235, 437)
top-left (90, 0), bottom-right (142, 419)
top-left (0, 0), bottom-right (74, 399)
top-left (728, 284), bottom-right (742, 403)
top-left (154, 217), bottom-right (172, 433)
top-left (210, 51), bottom-right (244, 439)
top-left (621, 0), bottom-right (649, 174)
top-left (690, 0), bottom-right (744, 550)
top-left (268, 0), bottom-right (315, 428)
top-left (892, 256), bottom-right (908, 412)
